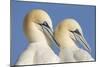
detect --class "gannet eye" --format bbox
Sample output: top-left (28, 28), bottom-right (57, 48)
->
top-left (70, 29), bottom-right (81, 35)
top-left (42, 21), bottom-right (50, 28)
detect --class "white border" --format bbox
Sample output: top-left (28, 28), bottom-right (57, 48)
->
top-left (0, 0), bottom-right (10, 67)
top-left (19, 0), bottom-right (96, 5)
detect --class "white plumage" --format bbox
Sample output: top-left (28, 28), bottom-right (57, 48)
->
top-left (16, 9), bottom-right (60, 65)
top-left (54, 18), bottom-right (94, 62)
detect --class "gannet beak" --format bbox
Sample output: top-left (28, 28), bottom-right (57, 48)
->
top-left (71, 30), bottom-right (91, 52)
top-left (40, 22), bottom-right (60, 47)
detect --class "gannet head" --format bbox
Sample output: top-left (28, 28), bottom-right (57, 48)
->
top-left (24, 9), bottom-right (55, 44)
top-left (54, 18), bottom-right (91, 52)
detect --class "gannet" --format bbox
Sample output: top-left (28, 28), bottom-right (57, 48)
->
top-left (16, 9), bottom-right (60, 65)
top-left (54, 18), bottom-right (94, 62)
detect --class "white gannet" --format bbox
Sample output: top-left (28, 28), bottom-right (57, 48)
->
top-left (54, 18), bottom-right (94, 62)
top-left (16, 9), bottom-right (60, 65)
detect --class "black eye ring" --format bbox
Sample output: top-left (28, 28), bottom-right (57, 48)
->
top-left (43, 21), bottom-right (48, 26)
top-left (70, 29), bottom-right (81, 35)
top-left (42, 21), bottom-right (50, 28)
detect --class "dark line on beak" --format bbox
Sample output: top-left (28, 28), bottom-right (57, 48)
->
top-left (78, 36), bottom-right (90, 52)
top-left (73, 32), bottom-right (90, 52)
top-left (44, 26), bottom-right (60, 47)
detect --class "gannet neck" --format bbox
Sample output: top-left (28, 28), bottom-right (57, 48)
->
top-left (60, 35), bottom-right (78, 51)
top-left (64, 37), bottom-right (78, 49)
top-left (24, 22), bottom-right (50, 45)
top-left (54, 27), bottom-right (78, 51)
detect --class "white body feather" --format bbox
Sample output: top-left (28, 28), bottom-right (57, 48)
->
top-left (59, 47), bottom-right (94, 62)
top-left (16, 42), bottom-right (60, 65)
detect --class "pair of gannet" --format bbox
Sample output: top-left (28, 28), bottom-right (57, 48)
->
top-left (16, 9), bottom-right (94, 65)
top-left (16, 9), bottom-right (60, 65)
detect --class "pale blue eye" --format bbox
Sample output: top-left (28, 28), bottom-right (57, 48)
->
top-left (42, 21), bottom-right (50, 29)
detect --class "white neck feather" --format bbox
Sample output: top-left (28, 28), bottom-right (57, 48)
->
top-left (58, 35), bottom-right (78, 51)
top-left (25, 25), bottom-right (51, 46)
